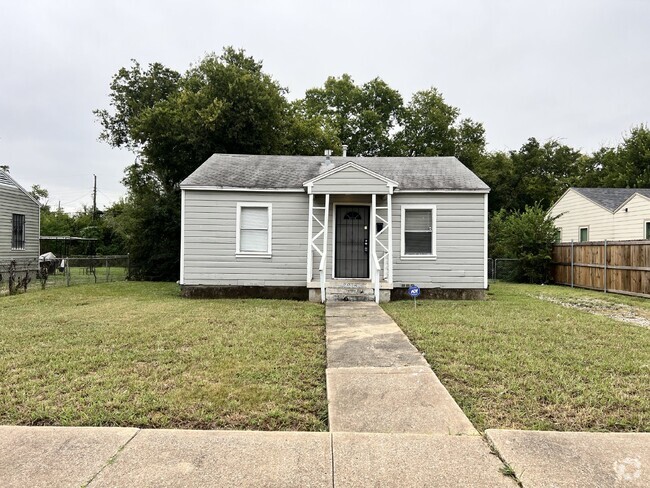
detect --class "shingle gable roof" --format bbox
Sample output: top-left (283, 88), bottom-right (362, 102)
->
top-left (180, 155), bottom-right (490, 191)
top-left (572, 187), bottom-right (650, 212)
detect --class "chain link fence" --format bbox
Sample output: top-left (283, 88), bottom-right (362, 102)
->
top-left (0, 255), bottom-right (130, 296)
top-left (488, 258), bottom-right (521, 282)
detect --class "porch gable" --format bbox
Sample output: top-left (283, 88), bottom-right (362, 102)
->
top-left (303, 162), bottom-right (398, 195)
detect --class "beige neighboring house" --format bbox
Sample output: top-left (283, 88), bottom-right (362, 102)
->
top-left (549, 187), bottom-right (650, 243)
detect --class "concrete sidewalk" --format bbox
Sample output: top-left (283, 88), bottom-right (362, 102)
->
top-left (0, 426), bottom-right (515, 487)
top-left (487, 429), bottom-right (650, 487)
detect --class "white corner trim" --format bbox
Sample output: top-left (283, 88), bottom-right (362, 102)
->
top-left (180, 189), bottom-right (185, 284)
top-left (484, 193), bottom-right (488, 289)
top-left (400, 204), bottom-right (437, 259)
top-left (236, 202), bottom-right (273, 255)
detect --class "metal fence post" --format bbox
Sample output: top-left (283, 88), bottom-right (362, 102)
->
top-left (65, 258), bottom-right (71, 287)
top-left (127, 253), bottom-right (131, 280)
top-left (105, 257), bottom-right (109, 282)
top-left (570, 240), bottom-right (574, 288)
top-left (603, 239), bottom-right (607, 293)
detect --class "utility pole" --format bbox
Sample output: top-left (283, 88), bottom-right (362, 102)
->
top-left (92, 174), bottom-right (97, 221)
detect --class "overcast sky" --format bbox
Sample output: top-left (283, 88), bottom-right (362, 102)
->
top-left (1, 0), bottom-right (648, 212)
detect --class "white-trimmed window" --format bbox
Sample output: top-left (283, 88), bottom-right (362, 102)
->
top-left (236, 203), bottom-right (272, 256)
top-left (645, 221), bottom-right (650, 240)
top-left (579, 226), bottom-right (589, 242)
top-left (401, 205), bottom-right (436, 258)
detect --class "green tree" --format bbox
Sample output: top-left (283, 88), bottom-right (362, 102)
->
top-left (96, 48), bottom-right (291, 279)
top-left (300, 74), bottom-right (403, 156)
top-left (598, 124), bottom-right (650, 187)
top-left (490, 203), bottom-right (559, 283)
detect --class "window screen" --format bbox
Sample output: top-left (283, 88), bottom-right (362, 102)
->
top-left (404, 209), bottom-right (432, 254)
top-left (240, 206), bottom-right (269, 252)
top-left (12, 214), bottom-right (25, 250)
top-left (646, 222), bottom-right (650, 240)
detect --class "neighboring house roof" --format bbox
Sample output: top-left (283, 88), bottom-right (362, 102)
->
top-left (180, 154), bottom-right (490, 192)
top-left (571, 187), bottom-right (650, 212)
top-left (0, 170), bottom-right (40, 206)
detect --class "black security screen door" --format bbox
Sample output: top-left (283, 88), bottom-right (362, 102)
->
top-left (335, 206), bottom-right (370, 278)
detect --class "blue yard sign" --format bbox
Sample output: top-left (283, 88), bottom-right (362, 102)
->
top-left (408, 285), bottom-right (420, 308)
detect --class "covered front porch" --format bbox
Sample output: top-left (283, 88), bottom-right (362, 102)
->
top-left (303, 162), bottom-right (397, 303)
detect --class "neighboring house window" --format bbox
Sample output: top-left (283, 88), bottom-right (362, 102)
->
top-left (236, 203), bottom-right (272, 255)
top-left (554, 229), bottom-right (562, 243)
top-left (12, 214), bottom-right (26, 250)
top-left (401, 205), bottom-right (436, 258)
top-left (579, 226), bottom-right (589, 242)
top-left (646, 221), bottom-right (650, 240)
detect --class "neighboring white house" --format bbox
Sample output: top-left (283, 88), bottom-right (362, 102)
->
top-left (549, 187), bottom-right (650, 243)
top-left (179, 154), bottom-right (490, 302)
top-left (0, 170), bottom-right (40, 264)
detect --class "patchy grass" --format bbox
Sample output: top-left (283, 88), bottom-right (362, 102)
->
top-left (383, 283), bottom-right (650, 432)
top-left (0, 282), bottom-right (327, 431)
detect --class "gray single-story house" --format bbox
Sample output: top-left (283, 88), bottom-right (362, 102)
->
top-left (0, 170), bottom-right (40, 265)
top-left (179, 153), bottom-right (489, 302)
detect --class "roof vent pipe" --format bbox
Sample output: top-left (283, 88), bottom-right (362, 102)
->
top-left (342, 145), bottom-right (348, 158)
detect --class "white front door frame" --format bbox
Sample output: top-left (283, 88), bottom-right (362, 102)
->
top-left (331, 202), bottom-right (372, 280)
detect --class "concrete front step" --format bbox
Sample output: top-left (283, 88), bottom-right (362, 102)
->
top-left (327, 286), bottom-right (375, 302)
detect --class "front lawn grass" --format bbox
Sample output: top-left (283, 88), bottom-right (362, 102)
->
top-left (383, 282), bottom-right (650, 432)
top-left (0, 282), bottom-right (327, 431)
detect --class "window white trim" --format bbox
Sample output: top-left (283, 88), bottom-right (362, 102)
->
top-left (644, 220), bottom-right (650, 240)
top-left (400, 204), bottom-right (437, 260)
top-left (578, 226), bottom-right (589, 242)
top-left (236, 202), bottom-right (272, 256)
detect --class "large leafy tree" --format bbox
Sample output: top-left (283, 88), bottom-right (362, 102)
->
top-left (95, 48), bottom-right (292, 279)
top-left (597, 124), bottom-right (650, 188)
top-left (299, 74), bottom-right (403, 156)
top-left (397, 87), bottom-right (487, 170)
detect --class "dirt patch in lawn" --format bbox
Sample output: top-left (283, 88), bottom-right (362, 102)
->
top-left (536, 294), bottom-right (650, 329)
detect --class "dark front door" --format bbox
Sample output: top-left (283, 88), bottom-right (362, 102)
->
top-left (335, 206), bottom-right (370, 278)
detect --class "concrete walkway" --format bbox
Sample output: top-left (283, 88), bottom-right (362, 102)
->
top-left (326, 302), bottom-right (477, 435)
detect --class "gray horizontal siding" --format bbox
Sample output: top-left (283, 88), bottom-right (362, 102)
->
top-left (182, 190), bottom-right (309, 287)
top-left (392, 193), bottom-right (486, 289)
top-left (0, 185), bottom-right (40, 263)
top-left (311, 166), bottom-right (391, 194)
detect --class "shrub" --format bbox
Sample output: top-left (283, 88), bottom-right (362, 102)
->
top-left (490, 203), bottom-right (559, 283)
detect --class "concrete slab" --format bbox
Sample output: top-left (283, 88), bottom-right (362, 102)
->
top-left (326, 302), bottom-right (386, 318)
top-left (327, 322), bottom-right (428, 368)
top-left (327, 367), bottom-right (477, 435)
top-left (89, 429), bottom-right (332, 487)
top-left (333, 432), bottom-right (517, 487)
top-left (0, 426), bottom-right (138, 488)
top-left (486, 429), bottom-right (650, 487)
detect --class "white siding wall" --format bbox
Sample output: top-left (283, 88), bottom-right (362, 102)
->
top-left (614, 194), bottom-right (650, 239)
top-left (0, 185), bottom-right (40, 263)
top-left (551, 190), bottom-right (650, 242)
top-left (392, 193), bottom-right (486, 289)
top-left (183, 190), bottom-right (487, 290)
top-left (183, 190), bottom-right (308, 286)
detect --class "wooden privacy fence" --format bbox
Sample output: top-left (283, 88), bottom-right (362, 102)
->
top-left (552, 240), bottom-right (650, 298)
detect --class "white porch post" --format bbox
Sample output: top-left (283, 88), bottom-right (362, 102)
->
top-left (322, 194), bottom-right (330, 278)
top-left (371, 193), bottom-right (377, 278)
top-left (307, 192), bottom-right (313, 283)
